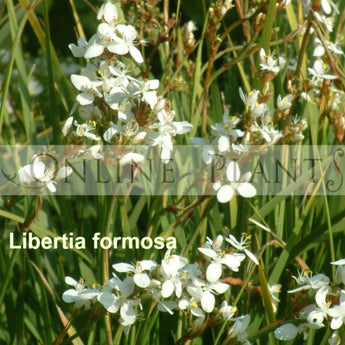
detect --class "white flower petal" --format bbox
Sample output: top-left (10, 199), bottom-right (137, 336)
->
top-left (134, 273), bottom-right (150, 288)
top-left (201, 291), bottom-right (215, 313)
top-left (129, 45), bottom-right (144, 63)
top-left (32, 161), bottom-right (46, 180)
top-left (211, 282), bottom-right (229, 294)
top-left (65, 276), bottom-right (78, 287)
top-left (98, 292), bottom-right (119, 313)
top-left (202, 147), bottom-right (215, 165)
top-left (313, 46), bottom-right (325, 57)
top-left (330, 317), bottom-right (343, 330)
top-left (84, 43), bottom-right (104, 59)
top-left (108, 43), bottom-right (129, 55)
top-left (76, 92), bottom-right (94, 106)
top-left (218, 136), bottom-right (230, 152)
top-left (198, 247), bottom-right (217, 260)
top-left (331, 258), bottom-right (345, 265)
top-left (55, 167), bottom-right (73, 181)
top-left (62, 116), bottom-right (74, 136)
top-left (172, 121), bottom-right (193, 135)
top-left (217, 184), bottom-right (234, 203)
top-left (143, 91), bottom-right (157, 109)
top-left (157, 300), bottom-right (177, 314)
top-left (113, 263), bottom-right (135, 273)
top-left (244, 249), bottom-right (259, 265)
top-left (161, 280), bottom-right (174, 298)
top-left (321, 0), bottom-right (332, 14)
top-left (62, 289), bottom-right (78, 303)
top-left (206, 263), bottom-right (222, 283)
top-left (226, 160), bottom-right (240, 182)
top-left (140, 260), bottom-right (157, 271)
top-left (237, 182), bottom-right (256, 198)
top-left (120, 153), bottom-right (144, 165)
top-left (120, 303), bottom-right (136, 325)
top-left (103, 2), bottom-right (118, 23)
top-left (47, 181), bottom-right (57, 193)
top-left (274, 323), bottom-right (299, 341)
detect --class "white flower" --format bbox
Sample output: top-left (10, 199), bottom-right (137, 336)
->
top-left (104, 87), bottom-right (127, 110)
top-left (86, 145), bottom-right (101, 160)
top-left (210, 110), bottom-right (244, 142)
top-left (160, 251), bottom-right (188, 298)
top-left (184, 20), bottom-right (197, 33)
top-left (198, 236), bottom-right (246, 282)
top-left (18, 157), bottom-right (73, 193)
top-left (215, 160), bottom-right (256, 203)
top-left (303, 286), bottom-right (330, 329)
top-left (249, 121), bottom-right (283, 144)
top-left (219, 301), bottom-right (237, 320)
top-left (229, 314), bottom-right (251, 344)
top-left (113, 260), bottom-right (157, 288)
top-left (147, 109), bottom-right (193, 164)
top-left (186, 281), bottom-right (229, 314)
top-left (200, 145), bottom-right (216, 165)
top-left (69, 36), bottom-right (88, 57)
top-left (288, 272), bottom-right (330, 293)
top-left (74, 120), bottom-right (101, 141)
top-left (71, 74), bottom-right (103, 105)
top-left (62, 276), bottom-right (100, 309)
top-left (83, 24), bottom-right (116, 59)
top-left (277, 94), bottom-right (292, 111)
top-left (308, 60), bottom-right (337, 84)
top-left (98, 275), bottom-right (141, 329)
top-left (104, 122), bottom-right (123, 142)
top-left (136, 79), bottom-right (159, 109)
top-left (226, 234), bottom-right (259, 265)
top-left (328, 290), bottom-right (345, 329)
top-left (178, 296), bottom-right (204, 317)
top-left (111, 24), bottom-right (144, 63)
top-left (259, 48), bottom-right (282, 74)
top-left (239, 88), bottom-right (260, 109)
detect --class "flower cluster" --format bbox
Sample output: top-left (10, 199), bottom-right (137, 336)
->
top-left (63, 233), bottom-right (258, 342)
top-left (191, 85), bottom-right (307, 203)
top-left (63, 1), bottom-right (193, 164)
top-left (298, 0), bottom-right (345, 141)
top-left (274, 259), bottom-right (345, 344)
